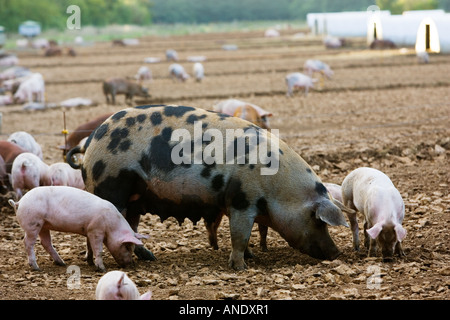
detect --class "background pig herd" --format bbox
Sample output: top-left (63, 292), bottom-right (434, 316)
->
top-left (0, 28), bottom-right (448, 300)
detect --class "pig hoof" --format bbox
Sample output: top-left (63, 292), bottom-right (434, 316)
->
top-left (54, 261), bottom-right (66, 267)
top-left (244, 248), bottom-right (254, 259)
top-left (382, 257), bottom-right (394, 263)
top-left (134, 246), bottom-right (157, 261)
top-left (96, 266), bottom-right (107, 273)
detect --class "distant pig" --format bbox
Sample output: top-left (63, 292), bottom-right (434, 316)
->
top-left (285, 72), bottom-right (317, 97)
top-left (134, 66), bottom-right (152, 83)
top-left (13, 73), bottom-right (45, 104)
top-left (169, 63), bottom-right (190, 82)
top-left (103, 78), bottom-right (150, 105)
top-left (48, 162), bottom-right (85, 189)
top-left (8, 131), bottom-right (43, 160)
top-left (8, 186), bottom-right (147, 272)
top-left (303, 59), bottom-right (334, 79)
top-left (341, 167), bottom-right (406, 261)
top-left (96, 271), bottom-right (152, 300)
top-left (370, 39), bottom-right (396, 50)
top-left (233, 104), bottom-right (270, 129)
top-left (165, 49), bottom-right (178, 61)
top-left (213, 99), bottom-right (272, 129)
top-left (0, 94), bottom-right (12, 106)
top-left (10, 152), bottom-right (50, 199)
top-left (193, 62), bottom-right (204, 82)
top-left (0, 141), bottom-right (27, 174)
top-left (59, 112), bottom-right (114, 157)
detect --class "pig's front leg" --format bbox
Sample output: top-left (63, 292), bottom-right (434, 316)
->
top-left (39, 229), bottom-right (65, 266)
top-left (125, 207), bottom-right (157, 261)
top-left (87, 233), bottom-right (106, 272)
top-left (395, 242), bottom-right (405, 257)
top-left (228, 208), bottom-right (256, 270)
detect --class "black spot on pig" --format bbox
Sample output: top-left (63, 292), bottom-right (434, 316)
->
top-left (227, 179), bottom-right (250, 211)
top-left (92, 160), bottom-right (106, 180)
top-left (107, 127), bottom-right (130, 153)
top-left (164, 106), bottom-right (195, 118)
top-left (139, 152), bottom-right (152, 173)
top-left (211, 174), bottom-right (224, 191)
top-left (315, 182), bottom-right (328, 197)
top-left (137, 114), bottom-right (147, 123)
top-left (119, 139), bottom-right (132, 152)
top-left (306, 168), bottom-right (312, 174)
top-left (126, 117), bottom-right (136, 126)
top-left (149, 129), bottom-right (175, 173)
top-left (111, 110), bottom-right (127, 121)
top-left (256, 197), bottom-right (268, 216)
top-left (94, 123), bottom-right (109, 141)
top-left (150, 112), bottom-right (162, 125)
top-left (136, 104), bottom-right (165, 110)
top-left (186, 114), bottom-right (207, 124)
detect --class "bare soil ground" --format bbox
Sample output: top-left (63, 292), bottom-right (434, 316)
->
top-left (0, 29), bottom-right (449, 300)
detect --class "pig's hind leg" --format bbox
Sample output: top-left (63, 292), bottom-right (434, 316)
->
top-left (23, 232), bottom-right (40, 271)
top-left (39, 228), bottom-right (65, 266)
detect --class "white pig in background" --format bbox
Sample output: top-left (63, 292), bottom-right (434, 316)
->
top-left (169, 63), bottom-right (189, 82)
top-left (96, 271), bottom-right (152, 300)
top-left (285, 72), bottom-right (317, 97)
top-left (8, 186), bottom-right (147, 272)
top-left (10, 152), bottom-right (50, 199)
top-left (323, 183), bottom-right (343, 203)
top-left (8, 131), bottom-right (43, 160)
top-left (0, 94), bottom-right (12, 106)
top-left (341, 167), bottom-right (406, 261)
top-left (134, 66), bottom-right (152, 83)
top-left (48, 162), bottom-right (85, 189)
top-left (165, 49), bottom-right (178, 61)
top-left (303, 59), bottom-right (334, 79)
top-left (193, 62), bottom-right (204, 82)
top-left (13, 73), bottom-right (45, 104)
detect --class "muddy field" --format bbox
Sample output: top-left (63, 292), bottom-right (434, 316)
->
top-left (0, 28), bottom-right (449, 301)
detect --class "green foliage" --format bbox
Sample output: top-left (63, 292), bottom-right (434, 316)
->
top-left (0, 0), bottom-right (152, 32)
top-left (376, 0), bottom-right (439, 13)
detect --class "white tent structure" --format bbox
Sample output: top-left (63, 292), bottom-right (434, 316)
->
top-left (307, 10), bottom-right (390, 37)
top-left (415, 15), bottom-right (450, 53)
top-left (367, 14), bottom-right (425, 46)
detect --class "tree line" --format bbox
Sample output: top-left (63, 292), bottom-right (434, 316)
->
top-left (0, 0), bottom-right (448, 32)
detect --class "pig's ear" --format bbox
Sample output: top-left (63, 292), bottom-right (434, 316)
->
top-left (140, 291), bottom-right (152, 300)
top-left (366, 223), bottom-right (383, 239)
top-left (316, 201), bottom-right (349, 227)
top-left (395, 224), bottom-right (406, 242)
top-left (135, 233), bottom-right (149, 240)
top-left (121, 235), bottom-right (143, 246)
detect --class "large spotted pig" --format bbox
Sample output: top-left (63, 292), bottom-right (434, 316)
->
top-left (67, 105), bottom-right (350, 270)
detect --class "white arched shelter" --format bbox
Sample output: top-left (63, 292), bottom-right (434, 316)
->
top-left (415, 15), bottom-right (450, 53)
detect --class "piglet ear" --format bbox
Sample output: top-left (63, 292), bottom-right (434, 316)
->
top-left (140, 291), bottom-right (152, 300)
top-left (135, 233), bottom-right (149, 240)
top-left (366, 223), bottom-right (383, 240)
top-left (395, 224), bottom-right (407, 242)
top-left (121, 234), bottom-right (143, 246)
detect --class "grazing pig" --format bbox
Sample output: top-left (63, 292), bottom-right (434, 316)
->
top-left (44, 47), bottom-right (62, 57)
top-left (135, 66), bottom-right (152, 83)
top-left (48, 162), bottom-right (85, 189)
top-left (370, 39), bottom-right (396, 50)
top-left (233, 104), bottom-right (270, 130)
top-left (102, 78), bottom-right (150, 105)
top-left (8, 131), bottom-right (43, 160)
top-left (0, 94), bottom-right (12, 106)
top-left (8, 186), bottom-right (146, 272)
top-left (96, 271), bottom-right (152, 300)
top-left (169, 64), bottom-right (190, 82)
top-left (10, 152), bottom-right (50, 199)
top-left (67, 105), bottom-right (350, 270)
top-left (341, 167), bottom-right (406, 261)
top-left (0, 66), bottom-right (31, 81)
top-left (0, 54), bottom-right (19, 67)
top-left (285, 72), bottom-right (317, 97)
top-left (59, 112), bottom-right (114, 158)
top-left (13, 73), bottom-right (45, 104)
top-left (193, 62), bottom-right (204, 82)
top-left (165, 49), bottom-right (178, 61)
top-left (0, 141), bottom-right (27, 174)
top-left (213, 99), bottom-right (272, 129)
top-left (303, 59), bottom-right (334, 79)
